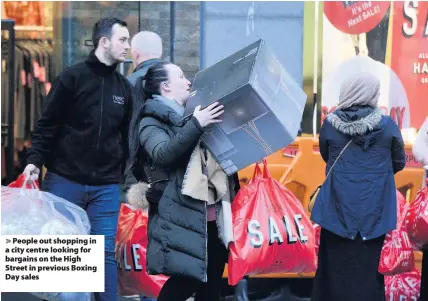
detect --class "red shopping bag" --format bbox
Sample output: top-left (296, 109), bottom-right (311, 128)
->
top-left (5, 174), bottom-right (41, 206)
top-left (405, 179), bottom-right (428, 250)
top-left (228, 161), bottom-right (317, 286)
top-left (385, 268), bottom-right (421, 301)
top-left (379, 190), bottom-right (414, 275)
top-left (8, 174), bottom-right (40, 189)
top-left (115, 204), bottom-right (168, 297)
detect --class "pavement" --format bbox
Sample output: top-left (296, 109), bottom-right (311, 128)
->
top-left (1, 293), bottom-right (145, 301)
top-left (1, 293), bottom-right (195, 301)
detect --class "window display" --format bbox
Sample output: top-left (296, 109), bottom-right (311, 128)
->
top-left (321, 1), bottom-right (427, 131)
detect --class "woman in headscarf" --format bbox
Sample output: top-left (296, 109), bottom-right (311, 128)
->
top-left (310, 72), bottom-right (406, 301)
top-left (412, 117), bottom-right (428, 300)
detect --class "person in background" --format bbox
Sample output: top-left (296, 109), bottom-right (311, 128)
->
top-left (412, 116), bottom-right (428, 301)
top-left (310, 72), bottom-right (405, 301)
top-left (23, 17), bottom-right (133, 301)
top-left (125, 30), bottom-right (163, 191)
top-left (125, 62), bottom-right (240, 301)
top-left (125, 31), bottom-right (163, 301)
top-left (127, 31), bottom-right (163, 86)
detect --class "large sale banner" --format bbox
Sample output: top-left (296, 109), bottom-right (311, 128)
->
top-left (321, 1), bottom-right (428, 130)
top-left (390, 0), bottom-right (428, 129)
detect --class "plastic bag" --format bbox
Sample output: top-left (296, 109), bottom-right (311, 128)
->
top-left (2, 175), bottom-right (92, 301)
top-left (405, 179), bottom-right (428, 250)
top-left (116, 203), bottom-right (168, 297)
top-left (1, 176), bottom-right (90, 235)
top-left (228, 161), bottom-right (317, 286)
top-left (385, 267), bottom-right (421, 301)
top-left (379, 190), bottom-right (414, 275)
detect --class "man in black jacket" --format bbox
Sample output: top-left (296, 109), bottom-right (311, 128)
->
top-left (23, 17), bottom-right (132, 301)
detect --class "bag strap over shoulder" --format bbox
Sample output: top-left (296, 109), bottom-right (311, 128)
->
top-left (325, 139), bottom-right (353, 180)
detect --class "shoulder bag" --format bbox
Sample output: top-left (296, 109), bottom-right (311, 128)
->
top-left (308, 139), bottom-right (353, 212)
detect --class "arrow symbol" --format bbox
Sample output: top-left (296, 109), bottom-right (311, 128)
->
top-left (6, 239), bottom-right (11, 244)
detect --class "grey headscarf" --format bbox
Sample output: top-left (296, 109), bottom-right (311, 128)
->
top-left (336, 72), bottom-right (380, 111)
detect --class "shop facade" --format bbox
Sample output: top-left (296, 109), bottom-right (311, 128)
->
top-left (2, 1), bottom-right (427, 185)
top-left (1, 1), bottom-right (306, 184)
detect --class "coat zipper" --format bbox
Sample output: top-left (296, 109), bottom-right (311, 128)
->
top-left (202, 153), bottom-right (208, 282)
top-left (96, 78), bottom-right (105, 148)
top-left (147, 178), bottom-right (169, 188)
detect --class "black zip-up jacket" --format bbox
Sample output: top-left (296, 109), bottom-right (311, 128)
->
top-left (27, 50), bottom-right (132, 185)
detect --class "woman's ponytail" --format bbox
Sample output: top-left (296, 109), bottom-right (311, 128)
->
top-left (124, 62), bottom-right (170, 179)
top-left (125, 76), bottom-right (147, 177)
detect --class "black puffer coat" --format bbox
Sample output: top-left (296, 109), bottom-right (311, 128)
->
top-left (131, 97), bottom-right (239, 282)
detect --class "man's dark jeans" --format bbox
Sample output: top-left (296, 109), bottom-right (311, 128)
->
top-left (43, 172), bottom-right (121, 301)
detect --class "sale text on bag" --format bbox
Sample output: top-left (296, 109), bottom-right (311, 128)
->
top-left (116, 243), bottom-right (144, 271)
top-left (248, 214), bottom-right (309, 247)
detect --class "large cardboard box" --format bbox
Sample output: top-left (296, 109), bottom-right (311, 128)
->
top-left (184, 39), bottom-right (307, 175)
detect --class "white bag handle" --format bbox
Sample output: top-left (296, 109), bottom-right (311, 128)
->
top-left (19, 178), bottom-right (42, 199)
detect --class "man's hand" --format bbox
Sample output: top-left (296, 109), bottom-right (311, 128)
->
top-left (193, 102), bottom-right (224, 128)
top-left (23, 164), bottom-right (40, 181)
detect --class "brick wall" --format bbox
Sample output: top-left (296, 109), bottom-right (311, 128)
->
top-left (56, 1), bottom-right (201, 81)
top-left (58, 1), bottom-right (140, 68)
top-left (139, 1), bottom-right (201, 80)
top-left (174, 1), bottom-right (200, 80)
top-left (139, 1), bottom-right (171, 62)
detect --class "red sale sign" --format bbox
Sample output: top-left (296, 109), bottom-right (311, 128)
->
top-left (324, 1), bottom-right (391, 34)
top-left (390, 1), bottom-right (428, 129)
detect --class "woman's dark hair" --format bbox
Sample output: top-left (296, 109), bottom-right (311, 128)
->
top-left (125, 62), bottom-right (170, 177)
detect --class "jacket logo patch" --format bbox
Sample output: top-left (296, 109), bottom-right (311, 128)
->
top-left (113, 95), bottom-right (125, 105)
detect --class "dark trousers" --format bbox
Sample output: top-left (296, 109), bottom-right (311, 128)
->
top-left (43, 172), bottom-right (121, 301)
top-left (312, 229), bottom-right (385, 301)
top-left (157, 222), bottom-right (228, 301)
top-left (421, 249), bottom-right (428, 301)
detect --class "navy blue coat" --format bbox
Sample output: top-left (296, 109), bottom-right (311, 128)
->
top-left (310, 106), bottom-right (405, 240)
